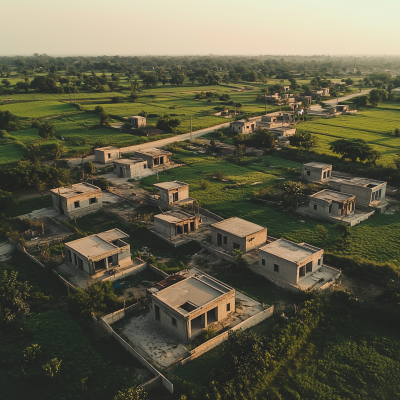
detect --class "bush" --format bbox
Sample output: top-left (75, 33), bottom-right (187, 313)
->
top-left (199, 179), bottom-right (209, 189)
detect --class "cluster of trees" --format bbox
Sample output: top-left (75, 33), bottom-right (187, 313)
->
top-left (0, 111), bottom-right (20, 131)
top-left (330, 138), bottom-right (381, 164)
top-left (156, 114), bottom-right (181, 133)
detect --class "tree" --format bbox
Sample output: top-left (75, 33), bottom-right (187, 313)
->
top-left (23, 142), bottom-right (42, 164)
top-left (345, 78), bottom-right (354, 85)
top-left (219, 94), bottom-right (230, 103)
top-left (222, 74), bottom-right (230, 86)
top-left (0, 270), bottom-right (31, 324)
top-left (156, 114), bottom-right (181, 133)
top-left (45, 143), bottom-right (67, 168)
top-left (234, 249), bottom-right (247, 269)
top-left (316, 225), bottom-right (328, 240)
top-left (289, 131), bottom-right (317, 151)
top-left (330, 138), bottom-right (381, 163)
top-left (0, 110), bottom-right (20, 131)
top-left (1, 79), bottom-right (11, 88)
top-left (99, 111), bottom-right (110, 127)
top-left (68, 281), bottom-right (122, 319)
top-left (0, 189), bottom-right (15, 209)
top-left (42, 358), bottom-right (62, 379)
top-left (369, 89), bottom-right (388, 106)
top-left (283, 181), bottom-right (302, 208)
top-left (235, 103), bottom-right (243, 113)
top-left (36, 121), bottom-right (56, 142)
top-left (354, 95), bottom-right (369, 108)
top-left (248, 129), bottom-right (275, 149)
top-left (113, 387), bottom-right (147, 400)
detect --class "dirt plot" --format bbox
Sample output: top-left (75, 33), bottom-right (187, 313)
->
top-left (333, 274), bottom-right (386, 301)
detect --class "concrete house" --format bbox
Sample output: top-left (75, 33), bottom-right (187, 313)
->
top-left (153, 181), bottom-right (191, 205)
top-left (211, 217), bottom-right (267, 253)
top-left (283, 86), bottom-right (290, 92)
top-left (295, 95), bottom-right (312, 104)
top-left (309, 190), bottom-right (356, 220)
top-left (311, 88), bottom-right (330, 98)
top-left (64, 229), bottom-right (131, 276)
top-left (302, 162), bottom-right (332, 182)
top-left (154, 211), bottom-right (199, 239)
top-left (256, 115), bottom-right (281, 129)
top-left (282, 113), bottom-right (295, 124)
top-left (113, 158), bottom-right (148, 178)
top-left (147, 270), bottom-right (235, 342)
top-left (134, 148), bottom-right (172, 169)
top-left (94, 146), bottom-right (120, 164)
top-left (329, 177), bottom-right (387, 207)
top-left (51, 183), bottom-right (102, 219)
top-left (230, 121), bottom-right (256, 134)
top-left (258, 239), bottom-right (324, 289)
top-left (270, 126), bottom-right (296, 138)
top-left (131, 116), bottom-right (146, 128)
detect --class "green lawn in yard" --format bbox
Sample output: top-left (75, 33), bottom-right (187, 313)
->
top-left (141, 150), bottom-right (400, 265)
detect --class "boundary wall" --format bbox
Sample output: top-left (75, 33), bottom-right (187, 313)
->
top-left (98, 316), bottom-right (174, 394)
top-left (16, 244), bottom-right (45, 268)
top-left (181, 306), bottom-right (274, 365)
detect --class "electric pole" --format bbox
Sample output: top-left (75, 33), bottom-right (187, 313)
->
top-left (190, 116), bottom-right (192, 148)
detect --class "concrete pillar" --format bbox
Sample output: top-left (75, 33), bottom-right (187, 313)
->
top-left (105, 257), bottom-right (108, 270)
top-left (187, 320), bottom-right (191, 341)
top-left (202, 313), bottom-right (207, 328)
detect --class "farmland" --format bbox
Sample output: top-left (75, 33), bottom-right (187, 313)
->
top-left (298, 107), bottom-right (400, 166)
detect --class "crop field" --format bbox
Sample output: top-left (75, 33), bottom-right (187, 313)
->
top-left (300, 108), bottom-right (400, 166)
top-left (141, 150), bottom-right (400, 264)
top-left (0, 100), bottom-right (77, 118)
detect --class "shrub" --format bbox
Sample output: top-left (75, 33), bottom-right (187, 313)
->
top-left (42, 358), bottom-right (62, 379)
top-left (199, 179), bottom-right (209, 189)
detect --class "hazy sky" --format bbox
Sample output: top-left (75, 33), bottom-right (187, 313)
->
top-left (3, 0), bottom-right (400, 56)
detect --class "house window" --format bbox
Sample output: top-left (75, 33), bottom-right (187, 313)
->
top-left (318, 258), bottom-right (321, 265)
top-left (108, 153), bottom-right (111, 159)
top-left (323, 171), bottom-right (327, 178)
top-left (227, 303), bottom-right (231, 312)
top-left (262, 259), bottom-right (265, 266)
top-left (233, 243), bottom-right (240, 250)
top-left (223, 236), bottom-right (227, 245)
top-left (274, 264), bottom-right (279, 273)
top-left (89, 197), bottom-right (97, 204)
top-left (314, 204), bottom-right (317, 210)
top-left (74, 201), bottom-right (80, 208)
top-left (172, 317), bottom-right (177, 326)
top-left (307, 170), bottom-right (311, 176)
top-left (144, 164), bottom-right (147, 168)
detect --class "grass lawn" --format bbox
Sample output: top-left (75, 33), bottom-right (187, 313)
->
top-left (3, 195), bottom-right (53, 218)
top-left (0, 100), bottom-right (77, 118)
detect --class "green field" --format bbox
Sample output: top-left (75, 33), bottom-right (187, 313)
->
top-left (141, 150), bottom-right (400, 264)
top-left (300, 107), bottom-right (400, 166)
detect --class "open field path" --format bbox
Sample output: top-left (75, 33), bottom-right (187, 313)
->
top-left (65, 91), bottom-right (368, 167)
top-left (309, 89), bottom-right (371, 111)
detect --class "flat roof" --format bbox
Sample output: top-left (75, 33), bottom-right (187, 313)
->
top-left (135, 148), bottom-right (171, 157)
top-left (212, 217), bottom-right (265, 237)
top-left (154, 180), bottom-right (188, 190)
top-left (260, 239), bottom-right (322, 264)
top-left (311, 190), bottom-right (354, 203)
top-left (156, 277), bottom-right (223, 312)
top-left (113, 158), bottom-right (145, 165)
top-left (66, 229), bottom-right (128, 259)
top-left (335, 177), bottom-right (386, 187)
top-left (131, 115), bottom-right (146, 119)
top-left (51, 182), bottom-right (101, 198)
top-left (95, 146), bottom-right (119, 151)
top-left (155, 211), bottom-right (194, 224)
top-left (303, 162), bottom-right (332, 169)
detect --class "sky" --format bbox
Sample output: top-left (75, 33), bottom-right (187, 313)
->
top-left (3, 0), bottom-right (400, 56)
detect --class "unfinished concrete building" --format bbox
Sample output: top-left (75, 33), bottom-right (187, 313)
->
top-left (64, 229), bottom-right (131, 276)
top-left (113, 158), bottom-right (147, 178)
top-left (134, 148), bottom-right (172, 169)
top-left (147, 270), bottom-right (235, 342)
top-left (51, 183), bottom-right (102, 219)
top-left (282, 113), bottom-right (295, 124)
top-left (270, 126), bottom-right (296, 138)
top-left (309, 190), bottom-right (356, 219)
top-left (329, 177), bottom-right (387, 207)
top-left (94, 146), bottom-right (120, 164)
top-left (131, 116), bottom-right (146, 128)
top-left (229, 120), bottom-right (256, 134)
top-left (257, 239), bottom-right (336, 290)
top-left (153, 181), bottom-right (192, 205)
top-left (154, 211), bottom-right (199, 239)
top-left (211, 217), bottom-right (267, 253)
top-left (302, 162), bottom-right (332, 182)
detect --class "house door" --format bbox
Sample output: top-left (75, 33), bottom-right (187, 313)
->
top-left (190, 221), bottom-right (195, 231)
top-left (173, 192), bottom-right (178, 202)
top-left (299, 265), bottom-right (305, 277)
top-left (120, 167), bottom-right (123, 176)
top-left (217, 233), bottom-right (222, 246)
